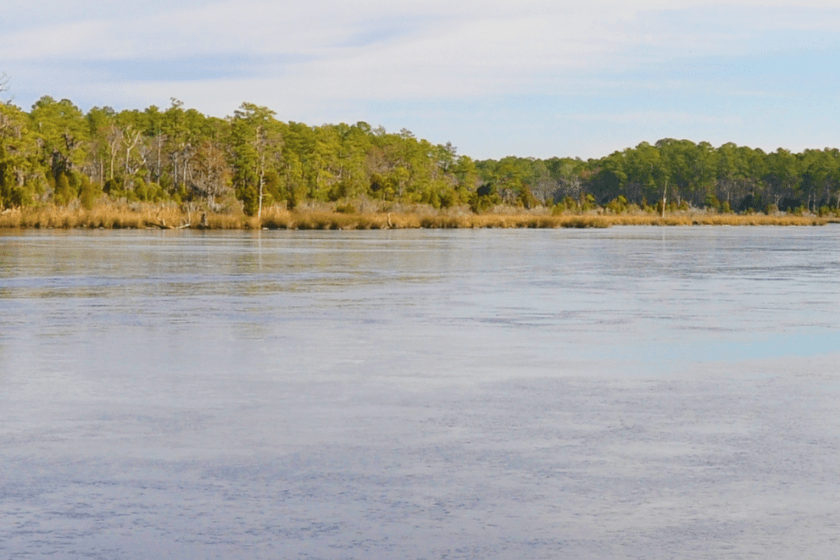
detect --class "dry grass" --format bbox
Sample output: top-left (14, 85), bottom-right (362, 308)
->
top-left (0, 203), bottom-right (197, 229)
top-left (591, 213), bottom-right (828, 227)
top-left (0, 203), bottom-right (831, 230)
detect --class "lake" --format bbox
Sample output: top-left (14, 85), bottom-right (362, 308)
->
top-left (1, 226), bottom-right (839, 559)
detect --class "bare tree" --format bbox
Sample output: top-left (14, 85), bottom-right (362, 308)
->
top-left (556, 165), bottom-right (582, 200)
top-left (105, 124), bottom-right (122, 180)
top-left (122, 127), bottom-right (142, 177)
top-left (531, 176), bottom-right (560, 205)
top-left (190, 141), bottom-right (231, 209)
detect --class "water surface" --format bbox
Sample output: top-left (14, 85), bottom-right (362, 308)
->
top-left (2, 227), bottom-right (839, 559)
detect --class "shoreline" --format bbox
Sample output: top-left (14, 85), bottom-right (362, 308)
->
top-left (0, 204), bottom-right (834, 230)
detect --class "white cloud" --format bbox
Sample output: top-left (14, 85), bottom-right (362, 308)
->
top-left (6, 1), bottom-right (838, 63)
top-left (3, 0), bottom-right (839, 157)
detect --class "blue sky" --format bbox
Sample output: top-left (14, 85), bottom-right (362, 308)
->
top-left (2, 0), bottom-right (839, 160)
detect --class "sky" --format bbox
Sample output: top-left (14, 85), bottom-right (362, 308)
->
top-left (2, 0), bottom-right (839, 160)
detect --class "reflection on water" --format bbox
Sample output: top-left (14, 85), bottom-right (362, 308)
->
top-left (1, 227), bottom-right (840, 559)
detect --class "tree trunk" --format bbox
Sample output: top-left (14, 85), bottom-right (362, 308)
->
top-left (661, 182), bottom-right (667, 217)
top-left (258, 173), bottom-right (264, 220)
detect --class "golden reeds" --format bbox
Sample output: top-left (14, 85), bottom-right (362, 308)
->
top-left (587, 213), bottom-right (827, 227)
top-left (0, 203), bottom-right (187, 229)
top-left (0, 203), bottom-right (833, 230)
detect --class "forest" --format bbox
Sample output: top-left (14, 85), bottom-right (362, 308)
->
top-left (2, 95), bottom-right (840, 219)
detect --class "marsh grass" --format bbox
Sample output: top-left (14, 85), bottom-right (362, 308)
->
top-left (0, 203), bottom-right (191, 229)
top-left (0, 203), bottom-right (832, 230)
top-left (594, 214), bottom-right (828, 226)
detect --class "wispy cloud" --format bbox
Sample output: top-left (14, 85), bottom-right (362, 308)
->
top-left (2, 0), bottom-right (839, 157)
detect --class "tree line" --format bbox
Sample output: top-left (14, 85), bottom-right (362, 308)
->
top-left (1, 96), bottom-right (839, 215)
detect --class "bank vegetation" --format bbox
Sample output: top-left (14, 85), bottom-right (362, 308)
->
top-left (0, 200), bottom-right (832, 230)
top-left (2, 96), bottom-right (840, 229)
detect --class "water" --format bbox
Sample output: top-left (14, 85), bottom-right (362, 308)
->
top-left (1, 226), bottom-right (839, 559)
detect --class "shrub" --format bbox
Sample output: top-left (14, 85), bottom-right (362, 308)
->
top-left (53, 172), bottom-right (73, 206)
top-left (705, 194), bottom-right (721, 210)
top-left (606, 195), bottom-right (628, 214)
top-left (80, 180), bottom-right (101, 211)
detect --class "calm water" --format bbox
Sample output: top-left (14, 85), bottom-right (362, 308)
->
top-left (1, 227), bottom-right (839, 559)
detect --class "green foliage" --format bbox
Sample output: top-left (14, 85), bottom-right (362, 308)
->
top-left (261, 170), bottom-right (282, 203)
top-left (30, 96), bottom-right (88, 179)
top-left (606, 195), bottom-right (628, 214)
top-left (9, 184), bottom-right (34, 207)
top-left (438, 188), bottom-right (457, 209)
top-left (704, 193), bottom-right (720, 210)
top-left (238, 184), bottom-right (259, 216)
top-left (79, 176), bottom-right (101, 210)
top-left (0, 103), bottom-right (39, 208)
top-left (3, 95), bottom-right (840, 216)
top-left (53, 171), bottom-right (73, 206)
top-left (470, 182), bottom-right (500, 213)
top-left (230, 103), bottom-right (284, 215)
